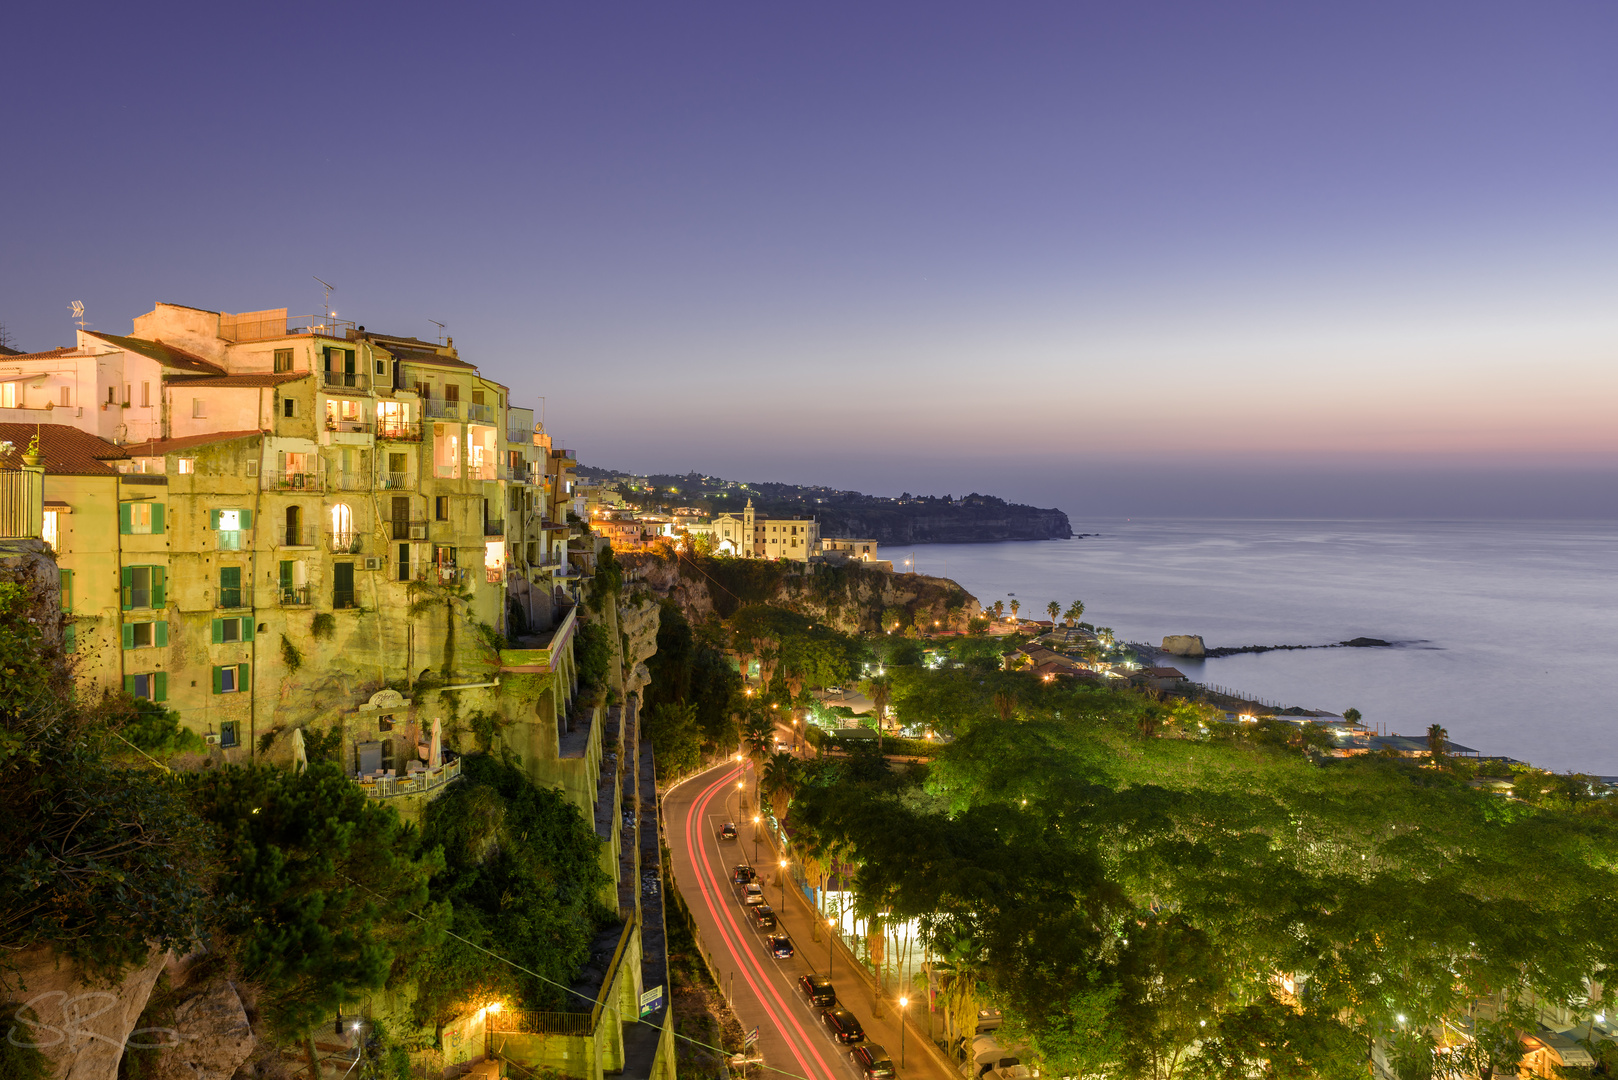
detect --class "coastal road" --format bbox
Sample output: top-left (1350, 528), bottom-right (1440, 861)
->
top-left (665, 761), bottom-right (954, 1080)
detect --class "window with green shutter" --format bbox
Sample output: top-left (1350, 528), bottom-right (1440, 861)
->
top-left (60, 569), bottom-right (73, 613)
top-left (213, 663), bottom-right (249, 694)
top-left (119, 502), bottom-right (160, 534)
top-left (212, 616), bottom-right (252, 643)
top-left (64, 624), bottom-right (76, 654)
top-left (219, 566), bottom-right (243, 609)
top-left (123, 620), bottom-right (167, 649)
top-left (125, 672), bottom-right (163, 701)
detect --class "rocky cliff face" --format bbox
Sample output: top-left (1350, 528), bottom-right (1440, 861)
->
top-left (621, 554), bottom-right (981, 635)
top-left (797, 498), bottom-right (1072, 545)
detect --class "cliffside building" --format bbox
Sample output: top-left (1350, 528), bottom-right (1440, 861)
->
top-left (686, 498), bottom-right (820, 561)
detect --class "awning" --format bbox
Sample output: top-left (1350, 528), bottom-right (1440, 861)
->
top-left (1528, 1029), bottom-right (1596, 1067)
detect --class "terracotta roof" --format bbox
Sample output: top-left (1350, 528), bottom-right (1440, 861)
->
top-left (0, 346), bottom-right (81, 364)
top-left (85, 331), bottom-right (225, 375)
top-left (121, 430), bottom-right (263, 456)
top-left (166, 372), bottom-right (310, 388)
top-left (0, 423), bottom-right (127, 475)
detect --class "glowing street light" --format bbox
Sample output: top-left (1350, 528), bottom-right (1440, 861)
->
top-left (898, 997), bottom-right (908, 1066)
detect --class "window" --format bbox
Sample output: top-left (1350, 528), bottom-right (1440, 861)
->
top-left (388, 452), bottom-right (407, 474)
top-left (177, 458), bottom-right (194, 474)
top-left (119, 501), bottom-right (165, 535)
top-left (0, 384), bottom-right (13, 409)
top-left (212, 508), bottom-right (253, 550)
top-left (279, 559), bottom-right (309, 604)
top-left (436, 495), bottom-right (449, 521)
top-left (61, 386), bottom-right (72, 407)
top-left (330, 503), bottom-right (355, 550)
top-left (60, 569), bottom-right (72, 614)
top-left (121, 566), bottom-right (166, 610)
top-left (212, 616), bottom-right (253, 643)
top-left (398, 543), bottom-right (411, 581)
top-left (192, 398), bottom-right (206, 418)
top-left (375, 358), bottom-right (386, 375)
top-left (42, 510), bottom-right (58, 551)
top-left (333, 561), bottom-right (356, 609)
top-left (125, 672), bottom-right (167, 702)
top-left (218, 566), bottom-right (243, 609)
top-left (213, 665), bottom-right (250, 694)
top-left (140, 382), bottom-right (149, 408)
top-left (124, 385), bottom-right (132, 406)
top-left (274, 349), bottom-right (294, 373)
top-left (107, 386), bottom-right (116, 405)
top-left (472, 390), bottom-right (485, 406)
top-left (444, 384), bottom-right (460, 403)
top-left (219, 721), bottom-right (240, 747)
top-left (123, 620), bottom-right (168, 649)
top-left (283, 397), bottom-right (296, 418)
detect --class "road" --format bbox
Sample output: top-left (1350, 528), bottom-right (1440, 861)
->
top-left (664, 760), bottom-right (955, 1080)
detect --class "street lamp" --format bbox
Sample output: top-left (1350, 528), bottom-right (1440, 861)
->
top-left (827, 916), bottom-right (836, 978)
top-left (753, 814), bottom-right (761, 863)
top-left (898, 997), bottom-right (908, 1067)
top-left (779, 858), bottom-right (788, 912)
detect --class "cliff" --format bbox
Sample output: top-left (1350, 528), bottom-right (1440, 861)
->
top-left (805, 497), bottom-right (1072, 544)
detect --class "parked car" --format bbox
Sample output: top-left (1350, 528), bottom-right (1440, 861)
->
top-left (741, 882), bottom-right (765, 905)
top-left (719, 822), bottom-right (738, 841)
top-left (731, 865), bottom-right (756, 885)
top-left (767, 934), bottom-right (794, 958)
top-left (750, 904), bottom-right (777, 930)
top-left (821, 1007), bottom-right (865, 1045)
top-left (851, 1043), bottom-right (896, 1079)
top-left (798, 974), bottom-right (835, 1008)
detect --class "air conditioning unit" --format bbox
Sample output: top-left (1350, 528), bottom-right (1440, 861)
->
top-left (409, 524), bottom-right (426, 539)
top-left (203, 731), bottom-right (220, 744)
top-left (363, 557), bottom-right (381, 571)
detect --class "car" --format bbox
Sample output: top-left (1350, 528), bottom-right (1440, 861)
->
top-left (825, 686), bottom-right (844, 695)
top-left (851, 1043), bottom-right (896, 1079)
top-left (718, 822), bottom-right (738, 841)
top-left (798, 974), bottom-right (835, 1008)
top-left (821, 1007), bottom-right (865, 1045)
top-left (741, 883), bottom-right (765, 906)
top-left (767, 934), bottom-right (794, 958)
top-left (731, 865), bottom-right (757, 885)
top-left (750, 903), bottom-right (777, 930)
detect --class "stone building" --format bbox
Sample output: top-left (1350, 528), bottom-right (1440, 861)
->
top-left (686, 498), bottom-right (820, 561)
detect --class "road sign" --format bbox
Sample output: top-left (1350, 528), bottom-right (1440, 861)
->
top-left (639, 985), bottom-right (665, 1017)
top-left (743, 1026), bottom-right (760, 1047)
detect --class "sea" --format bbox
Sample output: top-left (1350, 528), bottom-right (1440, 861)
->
top-left (909, 519), bottom-right (1618, 775)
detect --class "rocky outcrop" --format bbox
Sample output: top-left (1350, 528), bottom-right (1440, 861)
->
top-left (617, 590), bottom-right (661, 701)
top-left (1161, 635), bottom-right (1206, 657)
top-left (6, 945), bottom-right (170, 1080)
top-left (803, 497), bottom-right (1072, 544)
top-left (146, 974), bottom-right (254, 1080)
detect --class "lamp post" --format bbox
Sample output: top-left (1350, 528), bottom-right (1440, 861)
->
top-left (753, 814), bottom-right (761, 863)
top-left (898, 997), bottom-right (908, 1067)
top-left (778, 858), bottom-right (788, 913)
top-left (827, 916), bottom-right (836, 978)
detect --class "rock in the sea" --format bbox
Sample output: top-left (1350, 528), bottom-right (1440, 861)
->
top-left (149, 978), bottom-right (255, 1080)
top-left (1161, 635), bottom-right (1206, 657)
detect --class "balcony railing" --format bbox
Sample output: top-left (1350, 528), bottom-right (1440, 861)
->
top-left (424, 400), bottom-right (460, 420)
top-left (391, 519), bottom-right (428, 541)
top-left (323, 370), bottom-right (371, 391)
top-left (269, 471), bottom-right (323, 492)
top-left (499, 466), bottom-right (533, 484)
top-left (357, 755), bottom-right (462, 801)
top-left (434, 464), bottom-right (459, 479)
top-left (466, 463), bottom-right (496, 481)
top-left (333, 589), bottom-right (358, 610)
top-left (327, 531), bottom-right (363, 554)
top-left (486, 566), bottom-right (503, 584)
top-left (280, 526), bottom-right (313, 547)
top-left (328, 472), bottom-right (371, 491)
top-left (484, 518), bottom-right (505, 536)
top-left (417, 565), bottom-right (464, 587)
top-left (379, 472), bottom-right (411, 489)
top-left (376, 420), bottom-right (421, 441)
top-left (325, 419), bottom-right (370, 436)
top-left (280, 585), bottom-right (311, 606)
top-left (466, 403), bottom-right (495, 424)
top-left (217, 588), bottom-right (245, 610)
top-left (507, 427), bottom-right (535, 445)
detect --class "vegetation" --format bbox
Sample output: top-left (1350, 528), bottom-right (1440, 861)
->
top-left (575, 619), bottom-right (614, 696)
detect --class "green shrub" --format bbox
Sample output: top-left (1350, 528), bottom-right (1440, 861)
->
top-left (120, 699), bottom-right (206, 758)
top-left (311, 613), bottom-right (335, 639)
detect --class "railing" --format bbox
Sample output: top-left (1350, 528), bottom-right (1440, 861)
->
top-left (269, 471), bottom-right (323, 492)
top-left (466, 463), bottom-right (496, 481)
top-left (0, 469), bottom-right (43, 539)
top-left (289, 315), bottom-right (356, 339)
top-left (280, 526), bottom-right (314, 547)
top-left (486, 566), bottom-right (503, 584)
top-left (507, 427), bottom-right (534, 445)
top-left (322, 369), bottom-right (370, 391)
top-left (499, 466), bottom-right (533, 484)
top-left (327, 472), bottom-right (371, 491)
top-left (466, 403), bottom-right (495, 424)
top-left (424, 400), bottom-right (460, 419)
top-left (333, 589), bottom-right (358, 610)
top-left (489, 1009), bottom-right (593, 1037)
top-left (484, 518), bottom-right (505, 536)
top-left (357, 755), bottom-right (463, 801)
top-left (379, 472), bottom-right (410, 489)
top-left (327, 531), bottom-right (363, 554)
top-left (280, 585), bottom-right (311, 606)
top-left (391, 519), bottom-right (428, 541)
top-left (434, 464), bottom-right (459, 479)
top-left (217, 589), bottom-right (245, 609)
top-left (324, 419), bottom-right (371, 435)
top-left (216, 530), bottom-right (250, 551)
top-left (375, 420), bottom-right (421, 441)
top-left (417, 565), bottom-right (464, 587)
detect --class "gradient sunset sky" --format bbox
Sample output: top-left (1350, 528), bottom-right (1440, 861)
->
top-left (4, 2), bottom-right (1614, 517)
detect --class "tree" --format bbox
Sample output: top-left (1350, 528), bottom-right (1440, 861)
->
top-left (644, 701), bottom-right (701, 776)
top-left (1047, 601), bottom-right (1061, 625)
top-left (992, 600), bottom-right (1004, 619)
top-left (762, 751), bottom-right (800, 823)
top-left (1064, 600), bottom-right (1085, 626)
top-left (1343, 707), bottom-right (1362, 726)
top-left (1009, 599), bottom-right (1021, 621)
top-left (1426, 723), bottom-right (1448, 762)
top-left (862, 674), bottom-right (892, 752)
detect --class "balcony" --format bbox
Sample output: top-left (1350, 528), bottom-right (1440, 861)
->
top-left (328, 472), bottom-right (371, 492)
top-left (417, 565), bottom-right (464, 587)
top-left (424, 400), bottom-right (460, 420)
top-left (357, 755), bottom-right (462, 802)
top-left (216, 530), bottom-right (251, 551)
top-left (327, 531), bottom-right (363, 554)
top-left (279, 526), bottom-right (314, 547)
top-left (499, 465), bottom-right (533, 484)
top-left (333, 589), bottom-right (358, 610)
top-left (379, 472), bottom-right (412, 489)
top-left (484, 518), bottom-right (505, 537)
top-left (269, 471), bottom-right (324, 492)
top-left (466, 403), bottom-right (496, 424)
top-left (376, 420), bottom-right (421, 441)
top-left (323, 369), bottom-right (371, 391)
top-left (325, 419), bottom-right (371, 437)
top-left (508, 427), bottom-right (535, 445)
top-left (216, 589), bottom-right (245, 610)
top-left (486, 566), bottom-right (503, 584)
top-left (391, 519), bottom-right (429, 541)
top-left (433, 464), bottom-right (459, 479)
top-left (280, 585), bottom-right (311, 606)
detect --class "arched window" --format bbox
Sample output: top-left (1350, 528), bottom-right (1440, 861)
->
top-left (285, 505), bottom-right (302, 546)
top-left (330, 503), bottom-right (354, 551)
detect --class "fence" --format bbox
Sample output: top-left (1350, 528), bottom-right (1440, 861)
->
top-left (0, 469), bottom-right (43, 539)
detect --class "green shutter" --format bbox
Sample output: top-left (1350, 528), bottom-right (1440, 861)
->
top-left (152, 672), bottom-right (167, 703)
top-left (60, 569), bottom-right (73, 613)
top-left (151, 504), bottom-right (165, 534)
top-left (238, 663), bottom-right (250, 688)
top-left (154, 621), bottom-right (168, 647)
top-left (220, 566), bottom-right (240, 590)
top-left (119, 503), bottom-right (133, 534)
top-left (212, 666), bottom-right (224, 694)
top-left (121, 566), bottom-right (134, 611)
top-left (240, 509), bottom-right (253, 530)
top-left (122, 623), bottom-right (135, 649)
top-left (151, 567), bottom-right (166, 608)
top-left (279, 561), bottom-right (293, 588)
top-left (210, 509), bottom-right (221, 530)
top-left (212, 618), bottom-right (224, 644)
top-left (124, 674), bottom-right (136, 695)
top-left (63, 624), bottom-right (76, 654)
top-left (240, 619), bottom-right (253, 643)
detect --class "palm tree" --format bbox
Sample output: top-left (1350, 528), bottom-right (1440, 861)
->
top-left (762, 751), bottom-right (799, 823)
top-left (991, 600), bottom-right (1004, 620)
top-left (1046, 600), bottom-right (1060, 626)
top-left (1064, 600), bottom-right (1085, 626)
top-left (862, 674), bottom-right (892, 752)
top-left (1009, 599), bottom-right (1020, 621)
top-left (1427, 723), bottom-right (1449, 762)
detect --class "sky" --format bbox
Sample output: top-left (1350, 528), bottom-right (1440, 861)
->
top-left (3, 2), bottom-right (1615, 519)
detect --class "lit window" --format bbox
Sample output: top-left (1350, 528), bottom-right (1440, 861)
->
top-left (0, 384), bottom-right (15, 408)
top-left (42, 511), bottom-right (58, 550)
top-left (61, 386), bottom-right (72, 407)
top-left (177, 458), bottom-right (194, 474)
top-left (192, 398), bottom-right (206, 418)
top-left (128, 503), bottom-right (153, 534)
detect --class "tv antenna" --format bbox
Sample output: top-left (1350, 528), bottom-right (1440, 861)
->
top-left (313, 276), bottom-right (335, 324)
top-left (429, 319), bottom-right (446, 344)
top-left (69, 300), bottom-right (87, 331)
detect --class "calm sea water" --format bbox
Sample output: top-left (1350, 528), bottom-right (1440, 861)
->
top-left (909, 520), bottom-right (1618, 774)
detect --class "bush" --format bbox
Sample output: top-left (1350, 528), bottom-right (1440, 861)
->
top-left (576, 620), bottom-right (613, 695)
top-left (118, 699), bottom-right (206, 757)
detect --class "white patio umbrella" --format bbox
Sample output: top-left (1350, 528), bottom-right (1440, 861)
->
top-left (290, 727), bottom-right (307, 773)
top-left (429, 718), bottom-right (442, 769)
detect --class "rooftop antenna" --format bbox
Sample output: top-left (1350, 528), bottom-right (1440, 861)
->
top-left (429, 319), bottom-right (446, 345)
top-left (69, 300), bottom-right (87, 331)
top-left (313, 276), bottom-right (335, 326)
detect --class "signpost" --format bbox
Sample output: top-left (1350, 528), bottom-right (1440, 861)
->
top-left (639, 985), bottom-right (665, 1018)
